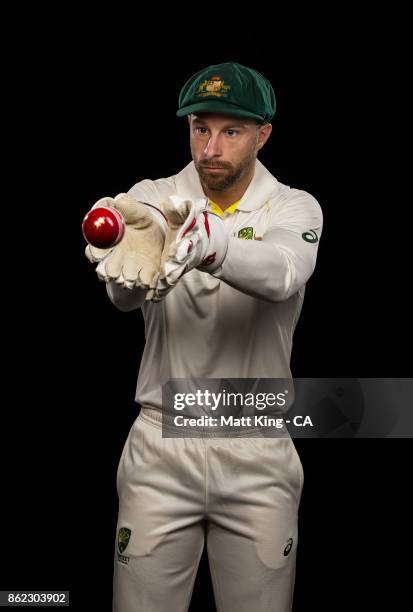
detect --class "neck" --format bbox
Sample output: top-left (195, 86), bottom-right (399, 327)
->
top-left (202, 163), bottom-right (255, 211)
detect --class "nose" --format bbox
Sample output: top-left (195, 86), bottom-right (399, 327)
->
top-left (203, 133), bottom-right (222, 159)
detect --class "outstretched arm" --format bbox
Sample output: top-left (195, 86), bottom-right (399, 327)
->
top-left (212, 218), bottom-right (322, 303)
top-left (155, 192), bottom-right (322, 303)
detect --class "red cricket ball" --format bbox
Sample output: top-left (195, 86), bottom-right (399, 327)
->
top-left (82, 206), bottom-right (125, 249)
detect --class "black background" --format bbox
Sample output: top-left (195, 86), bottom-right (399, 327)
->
top-left (1, 14), bottom-right (411, 611)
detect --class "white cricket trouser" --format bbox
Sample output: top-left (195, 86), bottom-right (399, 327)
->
top-left (113, 407), bottom-right (304, 612)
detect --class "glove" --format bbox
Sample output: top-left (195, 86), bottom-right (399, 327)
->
top-left (152, 195), bottom-right (228, 302)
top-left (85, 194), bottom-right (167, 290)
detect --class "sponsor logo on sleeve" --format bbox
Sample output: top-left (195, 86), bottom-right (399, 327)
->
top-left (302, 229), bottom-right (319, 243)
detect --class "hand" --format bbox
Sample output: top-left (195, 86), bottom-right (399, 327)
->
top-left (151, 195), bottom-right (228, 301)
top-left (86, 194), bottom-right (167, 290)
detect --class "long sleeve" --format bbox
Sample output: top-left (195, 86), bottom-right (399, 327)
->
top-left (212, 192), bottom-right (323, 303)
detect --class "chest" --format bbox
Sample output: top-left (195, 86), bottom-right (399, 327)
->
top-left (221, 204), bottom-right (273, 240)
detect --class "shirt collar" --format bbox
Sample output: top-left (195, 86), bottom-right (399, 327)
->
top-left (208, 200), bottom-right (240, 217)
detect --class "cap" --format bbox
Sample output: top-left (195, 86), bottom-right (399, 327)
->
top-left (176, 62), bottom-right (276, 123)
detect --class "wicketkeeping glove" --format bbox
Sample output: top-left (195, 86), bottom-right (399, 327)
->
top-left (151, 195), bottom-right (228, 302)
top-left (85, 193), bottom-right (167, 290)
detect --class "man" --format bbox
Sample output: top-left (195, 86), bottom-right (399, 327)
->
top-left (86, 62), bottom-right (323, 611)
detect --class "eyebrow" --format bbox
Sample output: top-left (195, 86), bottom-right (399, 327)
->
top-left (192, 119), bottom-right (246, 129)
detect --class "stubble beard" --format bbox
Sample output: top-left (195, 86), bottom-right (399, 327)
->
top-left (194, 146), bottom-right (257, 193)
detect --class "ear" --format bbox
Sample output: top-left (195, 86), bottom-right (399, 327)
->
top-left (256, 123), bottom-right (273, 151)
top-left (187, 114), bottom-right (192, 125)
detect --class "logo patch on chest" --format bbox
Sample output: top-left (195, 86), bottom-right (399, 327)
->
top-left (238, 227), bottom-right (254, 240)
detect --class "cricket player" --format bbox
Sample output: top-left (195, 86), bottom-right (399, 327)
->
top-left (86, 62), bottom-right (323, 611)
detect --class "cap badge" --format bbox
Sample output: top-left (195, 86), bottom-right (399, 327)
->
top-left (196, 76), bottom-right (231, 98)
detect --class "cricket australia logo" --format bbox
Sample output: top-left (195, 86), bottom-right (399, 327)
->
top-left (196, 76), bottom-right (231, 98)
top-left (238, 227), bottom-right (254, 240)
top-left (117, 527), bottom-right (131, 564)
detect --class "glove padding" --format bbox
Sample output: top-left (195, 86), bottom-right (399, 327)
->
top-left (85, 194), bottom-right (166, 290)
top-left (151, 195), bottom-right (228, 302)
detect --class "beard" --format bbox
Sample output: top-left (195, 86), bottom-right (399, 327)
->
top-left (193, 145), bottom-right (256, 192)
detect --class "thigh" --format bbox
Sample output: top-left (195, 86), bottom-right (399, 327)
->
top-left (113, 416), bottom-right (207, 612)
top-left (207, 521), bottom-right (297, 612)
top-left (116, 415), bottom-right (206, 556)
top-left (206, 436), bottom-right (303, 612)
top-left (113, 521), bottom-right (205, 612)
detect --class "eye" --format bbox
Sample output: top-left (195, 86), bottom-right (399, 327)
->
top-left (195, 127), bottom-right (208, 135)
top-left (226, 129), bottom-right (239, 137)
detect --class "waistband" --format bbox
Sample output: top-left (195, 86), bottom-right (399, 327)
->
top-left (139, 407), bottom-right (289, 438)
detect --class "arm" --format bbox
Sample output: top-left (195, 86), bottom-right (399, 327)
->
top-left (211, 194), bottom-right (323, 303)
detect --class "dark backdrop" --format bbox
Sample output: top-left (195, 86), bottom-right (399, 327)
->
top-left (1, 19), bottom-right (410, 612)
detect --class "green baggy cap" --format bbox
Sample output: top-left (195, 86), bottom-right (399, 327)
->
top-left (177, 62), bottom-right (276, 123)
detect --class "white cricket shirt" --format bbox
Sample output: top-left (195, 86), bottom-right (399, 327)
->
top-left (121, 160), bottom-right (323, 411)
